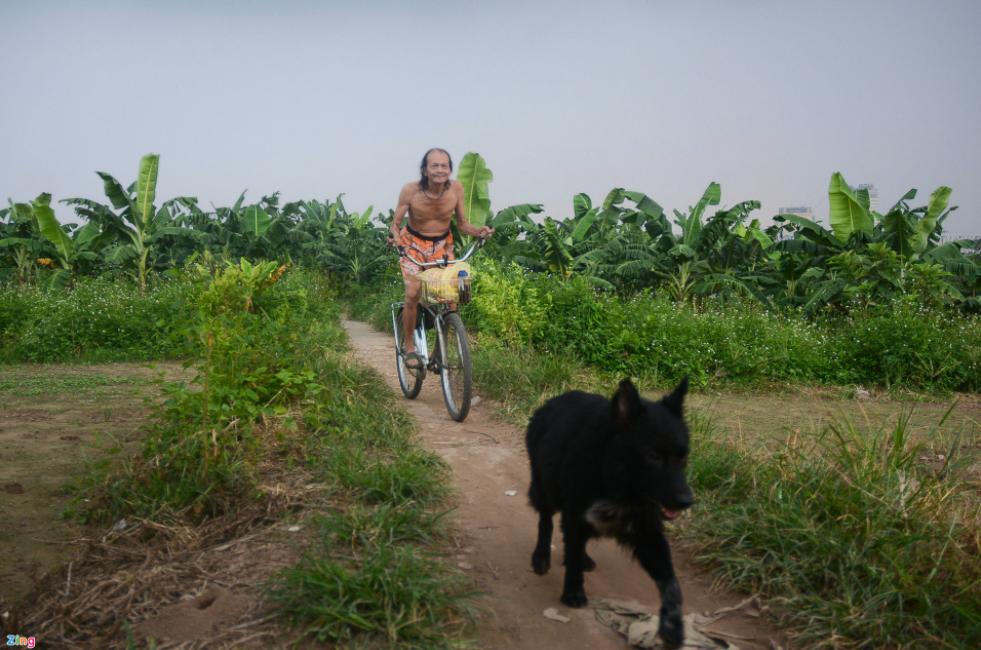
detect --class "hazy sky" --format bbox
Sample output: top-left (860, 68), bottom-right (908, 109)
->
top-left (3, 0), bottom-right (980, 233)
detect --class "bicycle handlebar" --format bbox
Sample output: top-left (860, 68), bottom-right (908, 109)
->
top-left (397, 236), bottom-right (487, 269)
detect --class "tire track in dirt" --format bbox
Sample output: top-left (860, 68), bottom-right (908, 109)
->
top-left (342, 318), bottom-right (785, 650)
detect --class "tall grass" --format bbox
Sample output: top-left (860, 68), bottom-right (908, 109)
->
top-left (685, 407), bottom-right (981, 649)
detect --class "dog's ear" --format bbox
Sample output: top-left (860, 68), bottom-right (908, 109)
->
top-left (662, 376), bottom-right (688, 417)
top-left (612, 378), bottom-right (643, 426)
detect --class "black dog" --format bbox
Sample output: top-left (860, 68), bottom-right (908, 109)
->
top-left (525, 378), bottom-right (693, 648)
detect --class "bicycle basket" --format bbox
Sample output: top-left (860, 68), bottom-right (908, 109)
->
top-left (419, 263), bottom-right (473, 305)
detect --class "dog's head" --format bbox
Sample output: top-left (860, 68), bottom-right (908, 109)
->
top-left (609, 377), bottom-right (694, 520)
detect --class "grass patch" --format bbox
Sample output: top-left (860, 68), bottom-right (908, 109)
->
top-left (271, 541), bottom-right (477, 650)
top-left (0, 374), bottom-right (143, 397)
top-left (684, 407), bottom-right (981, 649)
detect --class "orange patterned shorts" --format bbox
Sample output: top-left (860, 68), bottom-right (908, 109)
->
top-left (399, 226), bottom-right (454, 280)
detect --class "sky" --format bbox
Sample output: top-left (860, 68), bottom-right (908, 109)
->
top-left (2, 0), bottom-right (980, 234)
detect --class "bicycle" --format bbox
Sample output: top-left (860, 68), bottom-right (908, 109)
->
top-left (391, 238), bottom-right (484, 422)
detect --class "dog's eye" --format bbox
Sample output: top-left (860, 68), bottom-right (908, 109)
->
top-left (645, 452), bottom-right (660, 463)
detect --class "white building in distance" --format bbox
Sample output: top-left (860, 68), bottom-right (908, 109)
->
top-left (778, 206), bottom-right (814, 221)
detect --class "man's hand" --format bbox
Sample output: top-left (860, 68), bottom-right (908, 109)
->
top-left (476, 226), bottom-right (495, 239)
top-left (387, 229), bottom-right (399, 248)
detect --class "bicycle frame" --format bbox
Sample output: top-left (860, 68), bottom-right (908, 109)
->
top-left (391, 237), bottom-right (484, 369)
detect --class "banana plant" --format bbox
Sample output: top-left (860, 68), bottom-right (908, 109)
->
top-left (0, 199), bottom-right (50, 284)
top-left (31, 194), bottom-right (102, 290)
top-left (65, 153), bottom-right (192, 293)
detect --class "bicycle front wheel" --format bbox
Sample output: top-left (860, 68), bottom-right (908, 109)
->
top-left (394, 306), bottom-right (423, 399)
top-left (438, 312), bottom-right (472, 422)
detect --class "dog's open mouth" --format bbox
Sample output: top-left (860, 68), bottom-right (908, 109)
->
top-left (650, 499), bottom-right (681, 519)
top-left (654, 502), bottom-right (680, 520)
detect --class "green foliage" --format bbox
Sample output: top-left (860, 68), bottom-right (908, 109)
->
top-left (456, 152), bottom-right (493, 232)
top-left (69, 266), bottom-right (333, 522)
top-left (0, 276), bottom-right (190, 362)
top-left (828, 172), bottom-right (875, 242)
top-left (272, 542), bottom-right (476, 650)
top-left (685, 408), bottom-right (981, 649)
top-left (467, 258), bottom-right (550, 346)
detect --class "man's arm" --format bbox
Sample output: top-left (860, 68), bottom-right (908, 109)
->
top-left (387, 185), bottom-right (412, 247)
top-left (453, 181), bottom-right (494, 239)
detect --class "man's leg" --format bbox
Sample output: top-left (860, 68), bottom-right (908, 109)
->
top-left (402, 276), bottom-right (421, 353)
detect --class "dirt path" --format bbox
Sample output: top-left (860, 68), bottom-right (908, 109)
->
top-left (342, 319), bottom-right (787, 650)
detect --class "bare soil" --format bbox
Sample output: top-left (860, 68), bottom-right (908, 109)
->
top-left (342, 318), bottom-right (789, 650)
top-left (0, 361), bottom-right (195, 605)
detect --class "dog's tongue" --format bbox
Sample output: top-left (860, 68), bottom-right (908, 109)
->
top-left (662, 508), bottom-right (679, 519)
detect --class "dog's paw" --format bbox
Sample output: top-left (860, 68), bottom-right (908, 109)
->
top-left (657, 614), bottom-right (684, 648)
top-left (560, 588), bottom-right (588, 608)
top-left (531, 552), bottom-right (551, 576)
top-left (583, 554), bottom-right (596, 572)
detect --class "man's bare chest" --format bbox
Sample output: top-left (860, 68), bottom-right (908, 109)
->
top-left (408, 191), bottom-right (456, 222)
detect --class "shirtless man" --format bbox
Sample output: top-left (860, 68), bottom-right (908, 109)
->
top-left (386, 148), bottom-right (494, 367)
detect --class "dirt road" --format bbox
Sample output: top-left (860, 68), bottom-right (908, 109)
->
top-left (342, 319), bottom-right (786, 650)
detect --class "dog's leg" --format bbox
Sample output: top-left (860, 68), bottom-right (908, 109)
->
top-left (531, 508), bottom-right (554, 575)
top-left (561, 550), bottom-right (595, 571)
top-left (634, 532), bottom-right (685, 648)
top-left (583, 551), bottom-right (596, 572)
top-left (559, 516), bottom-right (590, 607)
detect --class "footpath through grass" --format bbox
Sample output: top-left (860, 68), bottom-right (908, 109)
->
top-left (346, 280), bottom-right (981, 650)
top-left (6, 266), bottom-right (476, 649)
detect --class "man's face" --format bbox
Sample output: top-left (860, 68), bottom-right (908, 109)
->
top-left (425, 151), bottom-right (451, 185)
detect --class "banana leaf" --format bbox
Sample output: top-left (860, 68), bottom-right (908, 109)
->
top-left (491, 204), bottom-right (543, 229)
top-left (74, 221), bottom-right (102, 250)
top-left (881, 207), bottom-right (916, 259)
top-left (243, 205), bottom-right (271, 237)
top-left (137, 153), bottom-right (159, 228)
top-left (774, 213), bottom-right (843, 250)
top-left (0, 237), bottom-right (44, 251)
top-left (33, 195), bottom-right (74, 261)
top-left (570, 208), bottom-right (598, 242)
top-left (912, 186), bottom-right (952, 255)
top-left (828, 172), bottom-right (873, 242)
top-left (573, 193), bottom-right (592, 219)
top-left (46, 268), bottom-right (71, 291)
top-left (682, 182), bottom-right (721, 245)
top-left (622, 191), bottom-right (665, 222)
top-left (457, 152), bottom-right (493, 228)
top-left (97, 172), bottom-right (134, 213)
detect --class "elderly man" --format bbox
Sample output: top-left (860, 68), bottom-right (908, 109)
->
top-left (386, 148), bottom-right (494, 368)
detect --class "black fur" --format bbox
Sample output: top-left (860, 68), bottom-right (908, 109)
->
top-left (525, 378), bottom-right (693, 648)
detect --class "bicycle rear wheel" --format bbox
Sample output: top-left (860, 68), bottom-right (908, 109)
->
top-left (438, 312), bottom-right (472, 422)
top-left (394, 306), bottom-right (423, 399)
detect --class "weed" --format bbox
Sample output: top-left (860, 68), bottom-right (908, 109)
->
top-left (684, 407), bottom-right (981, 649)
top-left (271, 541), bottom-right (477, 650)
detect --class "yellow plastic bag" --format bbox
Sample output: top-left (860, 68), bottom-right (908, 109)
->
top-left (420, 262), bottom-right (472, 303)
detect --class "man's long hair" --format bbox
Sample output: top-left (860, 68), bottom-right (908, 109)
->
top-left (419, 148), bottom-right (453, 191)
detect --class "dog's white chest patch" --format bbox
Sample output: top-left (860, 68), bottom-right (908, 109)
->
top-left (585, 500), bottom-right (633, 538)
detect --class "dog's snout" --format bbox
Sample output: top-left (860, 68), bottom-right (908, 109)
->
top-left (675, 489), bottom-right (694, 510)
